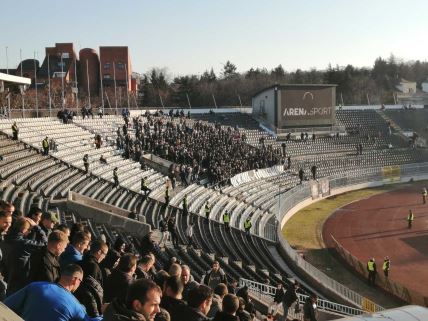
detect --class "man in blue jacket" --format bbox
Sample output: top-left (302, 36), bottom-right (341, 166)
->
top-left (4, 264), bottom-right (101, 321)
top-left (60, 231), bottom-right (90, 269)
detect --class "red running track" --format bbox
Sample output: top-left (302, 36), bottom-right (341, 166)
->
top-left (323, 182), bottom-right (428, 297)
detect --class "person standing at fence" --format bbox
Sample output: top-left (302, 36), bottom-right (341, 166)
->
top-left (383, 257), bottom-right (390, 277)
top-left (298, 168), bottom-right (304, 184)
top-left (270, 283), bottom-right (284, 317)
top-left (182, 195), bottom-right (188, 216)
top-left (186, 221), bottom-right (194, 247)
top-left (11, 122), bottom-right (19, 140)
top-left (421, 188), bottom-right (427, 204)
top-left (282, 282), bottom-right (298, 320)
top-left (113, 167), bottom-right (119, 188)
top-left (83, 154), bottom-right (89, 174)
top-left (303, 293), bottom-right (318, 321)
top-left (222, 210), bottom-right (230, 229)
top-left (407, 210), bottom-right (414, 229)
top-left (165, 186), bottom-right (170, 205)
top-left (42, 136), bottom-right (49, 155)
top-left (367, 258), bottom-right (377, 286)
top-left (205, 202), bottom-right (211, 219)
top-left (244, 218), bottom-right (252, 235)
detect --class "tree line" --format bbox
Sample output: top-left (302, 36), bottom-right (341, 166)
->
top-left (138, 55), bottom-right (428, 107)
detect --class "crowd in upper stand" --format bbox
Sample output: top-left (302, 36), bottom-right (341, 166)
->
top-left (0, 200), bottom-right (320, 321)
top-left (116, 111), bottom-right (282, 185)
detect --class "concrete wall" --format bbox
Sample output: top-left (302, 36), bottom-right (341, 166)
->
top-left (142, 153), bottom-right (173, 176)
top-left (67, 191), bottom-right (150, 238)
top-left (252, 88), bottom-right (276, 127)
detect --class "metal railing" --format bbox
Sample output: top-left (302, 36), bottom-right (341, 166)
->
top-left (239, 278), bottom-right (366, 317)
top-left (269, 161), bottom-right (428, 311)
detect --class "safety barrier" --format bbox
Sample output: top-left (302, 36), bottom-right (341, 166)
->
top-left (239, 278), bottom-right (366, 317)
top-left (270, 161), bottom-right (428, 310)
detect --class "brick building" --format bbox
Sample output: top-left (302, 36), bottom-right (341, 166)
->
top-left (99, 46), bottom-right (133, 92)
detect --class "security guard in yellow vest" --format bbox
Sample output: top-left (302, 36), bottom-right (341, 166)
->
top-left (223, 211), bottom-right (230, 229)
top-left (383, 257), bottom-right (390, 277)
top-left (244, 218), bottom-right (252, 235)
top-left (11, 122), bottom-right (19, 140)
top-left (42, 136), bottom-right (49, 155)
top-left (367, 258), bottom-right (376, 286)
top-left (407, 210), bottom-right (414, 229)
top-left (204, 202), bottom-right (211, 219)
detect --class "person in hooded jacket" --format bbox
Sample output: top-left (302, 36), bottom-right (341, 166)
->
top-left (1, 217), bottom-right (47, 295)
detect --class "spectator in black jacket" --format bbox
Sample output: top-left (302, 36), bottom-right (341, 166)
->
top-left (270, 283), bottom-right (284, 316)
top-left (179, 285), bottom-right (213, 321)
top-left (104, 278), bottom-right (163, 321)
top-left (203, 261), bottom-right (227, 290)
top-left (28, 230), bottom-right (68, 283)
top-left (236, 297), bottom-right (252, 321)
top-left (79, 239), bottom-right (108, 286)
top-left (136, 254), bottom-right (155, 280)
top-left (74, 275), bottom-right (104, 318)
top-left (160, 276), bottom-right (187, 321)
top-left (303, 294), bottom-right (318, 321)
top-left (0, 210), bottom-right (12, 300)
top-left (1, 217), bottom-right (47, 295)
top-left (282, 282), bottom-right (299, 319)
top-left (104, 253), bottom-right (138, 303)
top-left (208, 283), bottom-right (228, 318)
top-left (181, 265), bottom-right (199, 302)
top-left (101, 237), bottom-right (125, 277)
top-left (213, 294), bottom-right (240, 321)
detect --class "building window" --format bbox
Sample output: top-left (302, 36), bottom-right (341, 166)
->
top-left (117, 62), bottom-right (125, 70)
top-left (104, 62), bottom-right (111, 69)
top-left (103, 74), bottom-right (111, 79)
top-left (58, 62), bottom-right (65, 68)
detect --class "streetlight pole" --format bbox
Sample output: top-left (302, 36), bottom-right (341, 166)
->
top-left (61, 53), bottom-right (65, 110)
top-left (5, 46), bottom-right (9, 74)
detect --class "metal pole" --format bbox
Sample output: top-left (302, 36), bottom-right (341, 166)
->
top-left (340, 92), bottom-right (344, 106)
top-left (186, 93), bottom-right (191, 109)
top-left (48, 54), bottom-right (52, 117)
top-left (366, 93), bottom-right (370, 106)
top-left (61, 53), bottom-right (64, 110)
top-left (34, 51), bottom-right (38, 117)
top-left (20, 49), bottom-right (24, 117)
top-left (5, 46), bottom-right (9, 74)
top-left (74, 55), bottom-right (79, 114)
top-left (237, 94), bottom-right (243, 110)
top-left (159, 93), bottom-right (164, 108)
top-left (113, 62), bottom-right (118, 115)
top-left (86, 60), bottom-right (91, 109)
top-left (125, 64), bottom-right (130, 110)
top-left (212, 93), bottom-right (218, 108)
top-left (99, 58), bottom-right (104, 113)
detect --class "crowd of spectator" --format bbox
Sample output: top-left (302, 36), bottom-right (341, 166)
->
top-left (0, 200), bottom-right (317, 321)
top-left (116, 112), bottom-right (282, 185)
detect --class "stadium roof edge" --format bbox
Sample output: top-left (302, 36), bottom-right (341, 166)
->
top-left (0, 72), bottom-right (31, 85)
top-left (252, 83), bottom-right (337, 98)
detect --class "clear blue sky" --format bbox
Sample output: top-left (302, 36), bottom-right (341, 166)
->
top-left (1, 0), bottom-right (427, 78)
